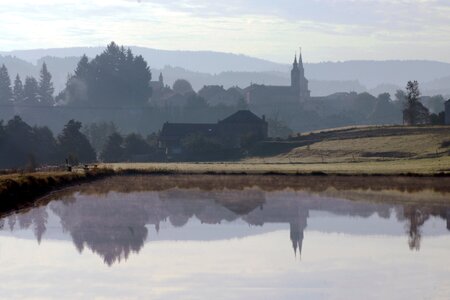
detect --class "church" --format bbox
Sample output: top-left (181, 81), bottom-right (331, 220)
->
top-left (245, 51), bottom-right (310, 105)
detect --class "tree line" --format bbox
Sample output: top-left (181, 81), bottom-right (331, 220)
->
top-left (0, 116), bottom-right (161, 170)
top-left (0, 63), bottom-right (54, 106)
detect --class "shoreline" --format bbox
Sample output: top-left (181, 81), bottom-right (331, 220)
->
top-left (1, 165), bottom-right (449, 214)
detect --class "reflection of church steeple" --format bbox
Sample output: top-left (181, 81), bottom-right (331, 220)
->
top-left (289, 208), bottom-right (308, 258)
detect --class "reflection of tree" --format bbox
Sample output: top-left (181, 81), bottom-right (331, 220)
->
top-left (403, 206), bottom-right (430, 251)
top-left (7, 214), bottom-right (16, 231)
top-left (18, 212), bottom-right (33, 229)
top-left (50, 195), bottom-right (150, 266)
top-left (1, 185), bottom-right (449, 266)
top-left (32, 207), bottom-right (48, 244)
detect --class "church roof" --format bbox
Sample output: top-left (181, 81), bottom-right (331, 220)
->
top-left (220, 110), bottom-right (266, 124)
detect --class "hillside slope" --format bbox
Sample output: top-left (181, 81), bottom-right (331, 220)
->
top-left (249, 126), bottom-right (450, 170)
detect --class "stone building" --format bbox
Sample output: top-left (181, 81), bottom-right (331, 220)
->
top-left (245, 51), bottom-right (310, 106)
top-left (159, 110), bottom-right (268, 156)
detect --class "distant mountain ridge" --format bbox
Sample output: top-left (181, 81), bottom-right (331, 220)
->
top-left (1, 46), bottom-right (450, 97)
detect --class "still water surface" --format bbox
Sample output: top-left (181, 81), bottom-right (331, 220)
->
top-left (0, 176), bottom-right (449, 299)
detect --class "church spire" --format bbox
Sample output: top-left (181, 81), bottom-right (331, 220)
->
top-left (299, 47), bottom-right (303, 65)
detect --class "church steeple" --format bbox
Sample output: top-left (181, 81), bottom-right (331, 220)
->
top-left (291, 53), bottom-right (300, 89)
top-left (299, 47), bottom-right (303, 65)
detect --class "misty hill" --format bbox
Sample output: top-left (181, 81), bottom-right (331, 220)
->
top-left (0, 46), bottom-right (287, 74)
top-left (0, 56), bottom-right (369, 96)
top-left (1, 46), bottom-right (450, 96)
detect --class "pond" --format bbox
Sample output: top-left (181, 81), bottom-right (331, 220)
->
top-left (0, 175), bottom-right (449, 299)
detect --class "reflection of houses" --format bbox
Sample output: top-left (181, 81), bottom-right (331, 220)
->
top-left (159, 110), bottom-right (268, 156)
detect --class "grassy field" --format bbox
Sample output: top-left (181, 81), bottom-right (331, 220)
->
top-left (105, 157), bottom-right (450, 175)
top-left (106, 126), bottom-right (450, 175)
top-left (250, 125), bottom-right (450, 164)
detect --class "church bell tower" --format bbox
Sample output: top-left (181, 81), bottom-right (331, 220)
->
top-left (291, 54), bottom-right (300, 90)
top-left (291, 48), bottom-right (310, 101)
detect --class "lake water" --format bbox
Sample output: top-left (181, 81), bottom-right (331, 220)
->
top-left (0, 176), bottom-right (449, 299)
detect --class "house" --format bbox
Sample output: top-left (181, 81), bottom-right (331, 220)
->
top-left (159, 110), bottom-right (268, 157)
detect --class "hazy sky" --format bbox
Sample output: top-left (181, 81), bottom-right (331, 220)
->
top-left (0, 0), bottom-right (449, 63)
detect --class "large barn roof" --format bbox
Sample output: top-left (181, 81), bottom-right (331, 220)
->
top-left (220, 110), bottom-right (266, 124)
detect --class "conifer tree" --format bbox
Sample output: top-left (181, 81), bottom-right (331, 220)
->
top-left (58, 120), bottom-right (96, 163)
top-left (23, 76), bottom-right (39, 104)
top-left (0, 64), bottom-right (12, 104)
top-left (38, 63), bottom-right (54, 105)
top-left (65, 42), bottom-right (152, 106)
top-left (13, 74), bottom-right (24, 103)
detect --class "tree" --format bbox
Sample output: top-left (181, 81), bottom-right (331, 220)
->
top-left (13, 74), bottom-right (24, 103)
top-left (2, 116), bottom-right (35, 168)
top-left (65, 42), bottom-right (152, 106)
top-left (403, 81), bottom-right (429, 125)
top-left (267, 118), bottom-right (293, 138)
top-left (23, 76), bottom-right (39, 105)
top-left (58, 120), bottom-right (96, 163)
top-left (0, 64), bottom-right (12, 104)
top-left (429, 112), bottom-right (445, 125)
top-left (173, 79), bottom-right (194, 95)
top-left (100, 132), bottom-right (124, 162)
top-left (33, 126), bottom-right (59, 164)
top-left (123, 133), bottom-right (151, 159)
top-left (368, 93), bottom-right (402, 124)
top-left (74, 55), bottom-right (90, 79)
top-left (394, 89), bottom-right (406, 102)
top-left (82, 121), bottom-right (118, 153)
top-left (38, 63), bottom-right (54, 105)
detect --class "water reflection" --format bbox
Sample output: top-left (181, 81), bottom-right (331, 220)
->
top-left (1, 176), bottom-right (449, 266)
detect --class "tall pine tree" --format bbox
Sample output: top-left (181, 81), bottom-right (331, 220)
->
top-left (0, 64), bottom-right (12, 104)
top-left (23, 76), bottom-right (39, 105)
top-left (13, 74), bottom-right (24, 103)
top-left (38, 63), bottom-right (54, 105)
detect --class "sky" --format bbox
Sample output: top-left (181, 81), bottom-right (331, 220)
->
top-left (0, 0), bottom-right (449, 63)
